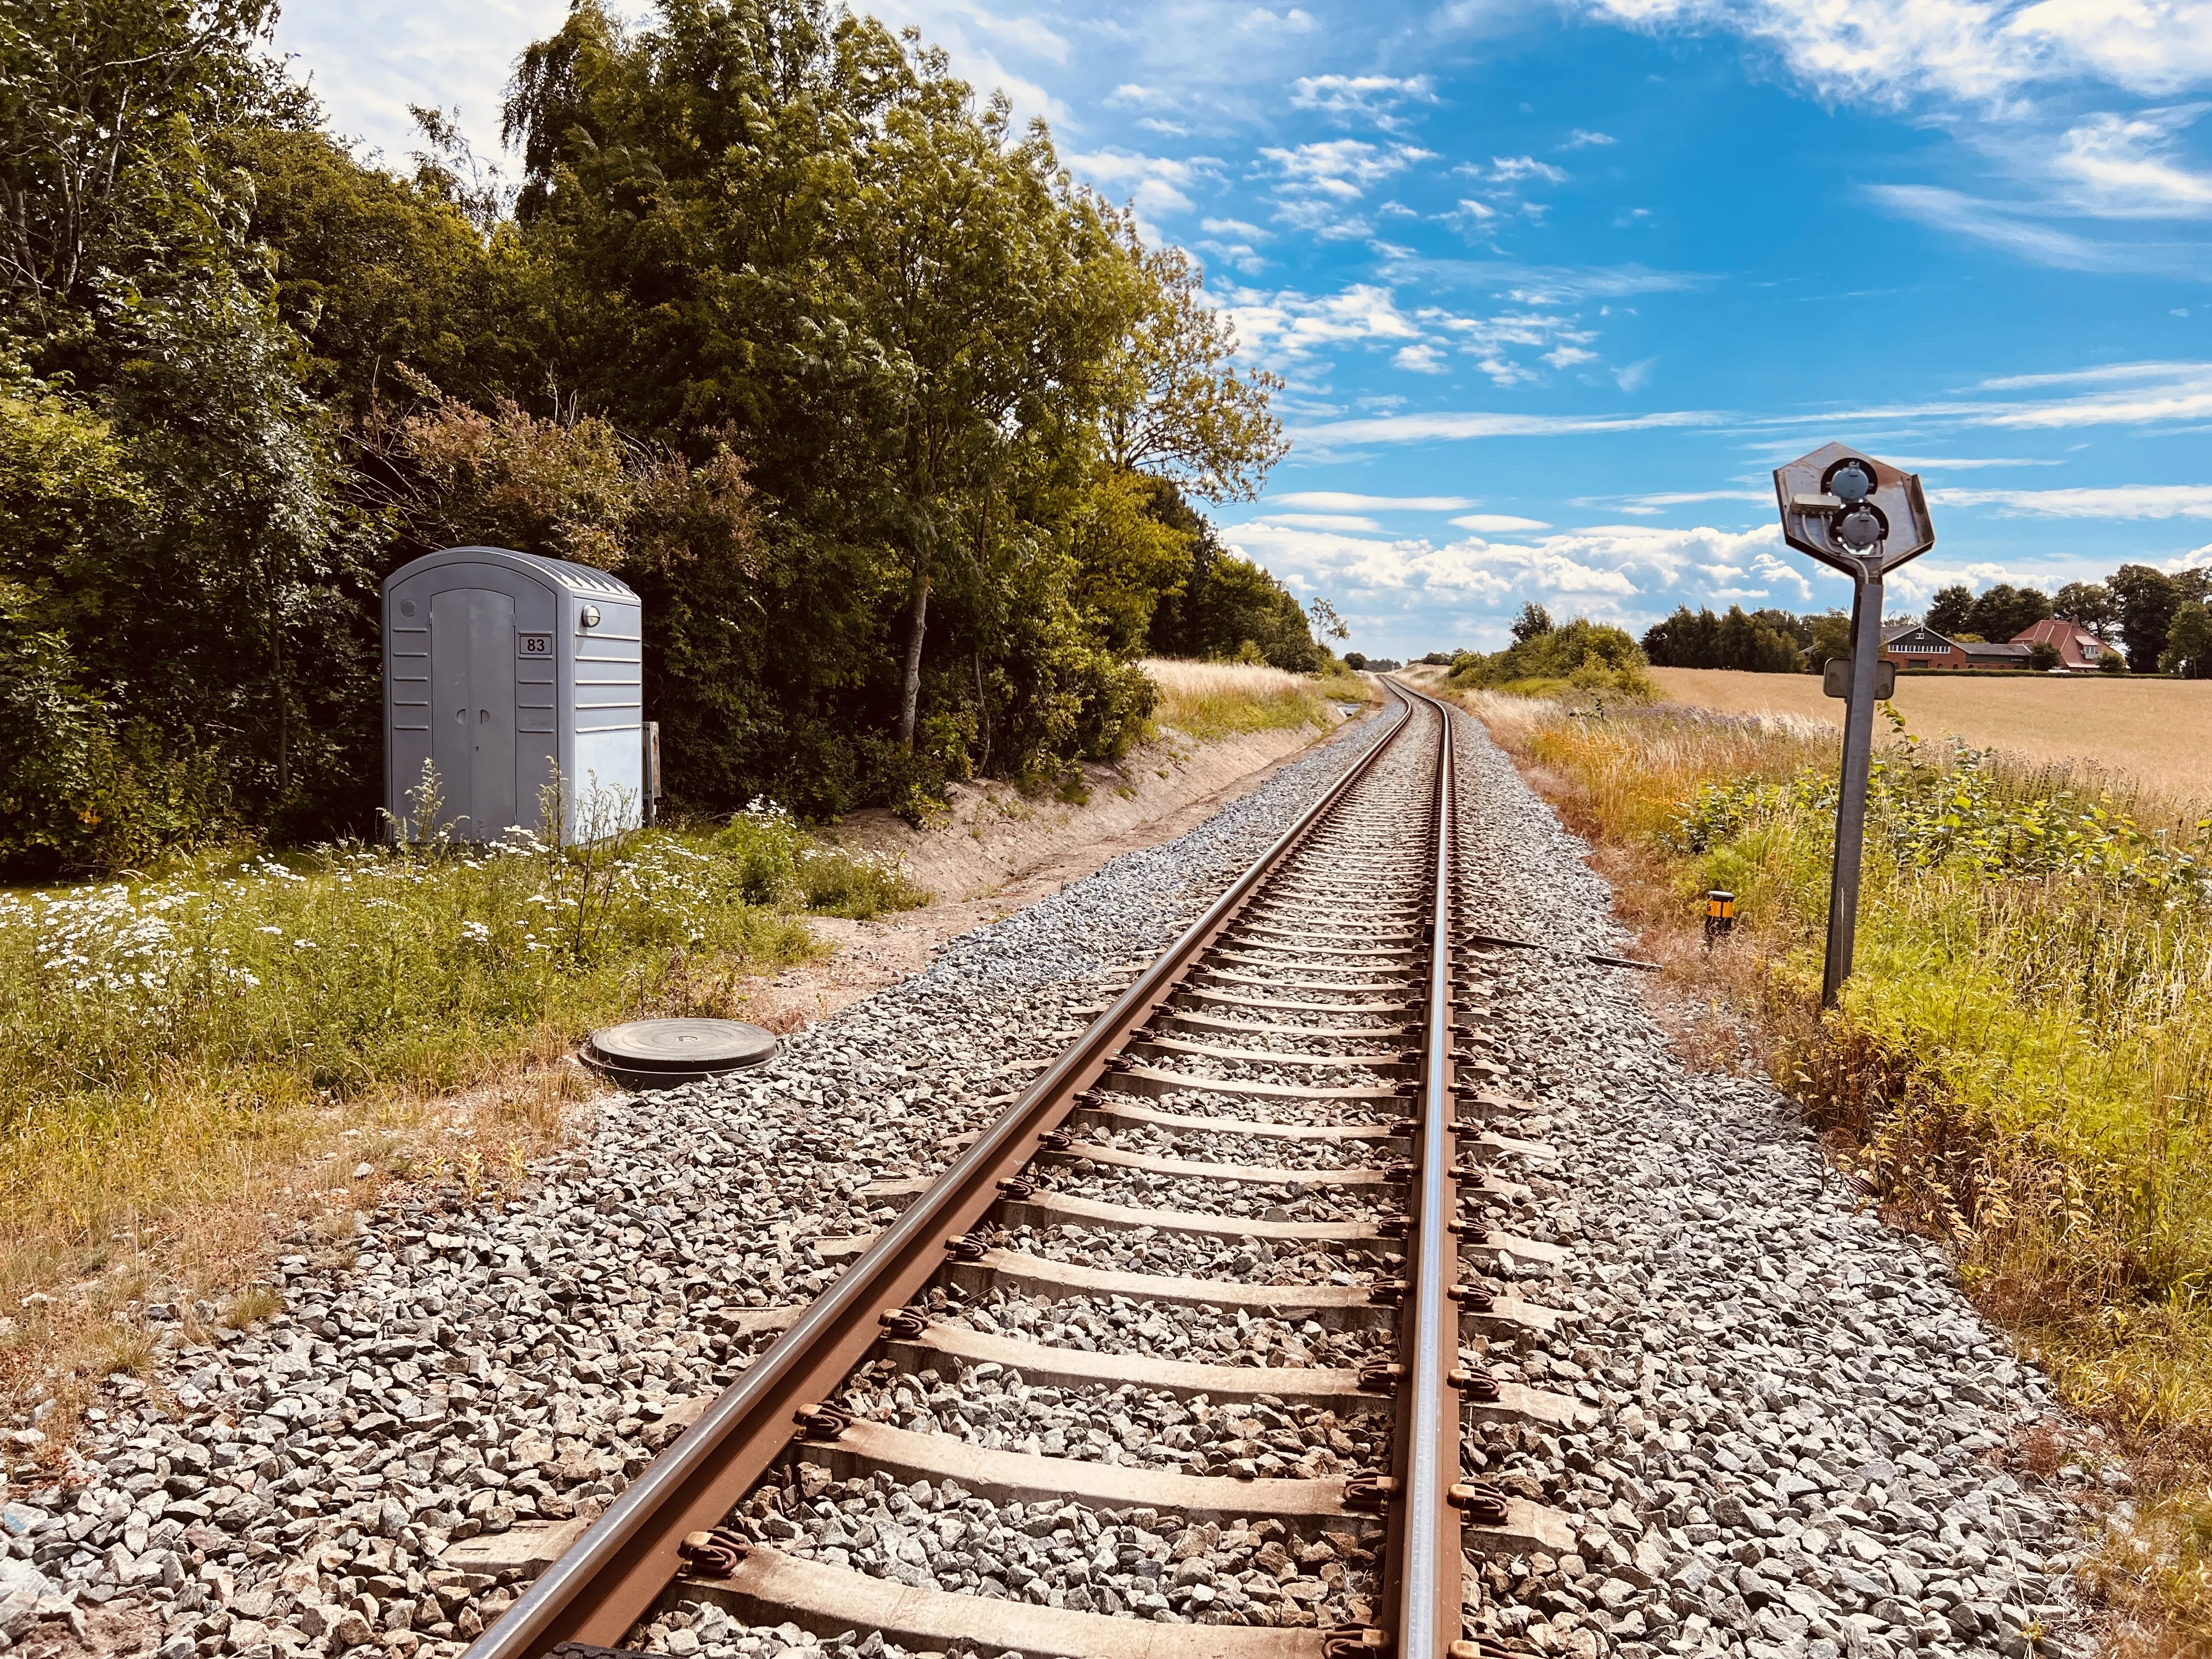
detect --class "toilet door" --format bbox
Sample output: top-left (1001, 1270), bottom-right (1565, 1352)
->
top-left (429, 589), bottom-right (519, 837)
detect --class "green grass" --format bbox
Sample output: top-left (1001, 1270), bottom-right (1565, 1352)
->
top-left (0, 805), bottom-right (923, 1418)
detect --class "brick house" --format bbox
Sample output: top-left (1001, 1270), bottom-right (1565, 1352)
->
top-left (1878, 622), bottom-right (2032, 672)
top-left (2010, 617), bottom-right (2114, 671)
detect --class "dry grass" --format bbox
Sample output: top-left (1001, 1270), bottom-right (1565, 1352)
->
top-left (1649, 667), bottom-right (2212, 809)
top-left (1142, 657), bottom-right (1334, 741)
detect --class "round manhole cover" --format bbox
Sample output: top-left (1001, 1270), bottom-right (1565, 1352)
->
top-left (584, 1018), bottom-right (778, 1088)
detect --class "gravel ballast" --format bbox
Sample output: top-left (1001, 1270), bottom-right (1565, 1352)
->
top-left (0, 716), bottom-right (1395, 1659)
top-left (2, 694), bottom-right (2098, 1659)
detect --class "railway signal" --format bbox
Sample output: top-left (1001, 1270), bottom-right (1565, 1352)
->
top-left (1773, 443), bottom-right (1936, 1008)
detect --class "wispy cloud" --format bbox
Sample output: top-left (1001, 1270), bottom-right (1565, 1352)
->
top-left (1485, 155), bottom-right (1570, 184)
top-left (1576, 488), bottom-right (1771, 516)
top-left (1882, 454), bottom-right (2066, 467)
top-left (1930, 482), bottom-right (2212, 518)
top-left (1386, 255), bottom-right (1713, 303)
top-left (1289, 74), bottom-right (1439, 128)
top-left (1450, 513), bottom-right (1554, 531)
top-left (1752, 360), bottom-right (2212, 430)
top-left (1866, 185), bottom-right (2212, 276)
top-left (1271, 492), bottom-right (1476, 510)
top-left (1296, 407), bottom-right (1727, 444)
top-left (1250, 511), bottom-right (1385, 530)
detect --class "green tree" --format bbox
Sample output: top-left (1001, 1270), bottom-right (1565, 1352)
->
top-left (2112, 564), bottom-right (2182, 672)
top-left (1099, 235), bottom-right (1285, 503)
top-left (2053, 580), bottom-right (2115, 638)
top-left (1925, 584), bottom-right (1975, 636)
top-left (1964, 582), bottom-right (2051, 643)
top-left (225, 120), bottom-right (508, 416)
top-left (1510, 602), bottom-right (1554, 644)
top-left (1807, 611), bottom-right (1853, 671)
top-left (2160, 601), bottom-right (2212, 679)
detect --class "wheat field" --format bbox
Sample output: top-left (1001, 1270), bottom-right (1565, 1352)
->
top-left (1649, 667), bottom-right (2212, 807)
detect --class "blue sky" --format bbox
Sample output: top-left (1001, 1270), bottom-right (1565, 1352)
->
top-left (277, 0), bottom-right (2212, 659)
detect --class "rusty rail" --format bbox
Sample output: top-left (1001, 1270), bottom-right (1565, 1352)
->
top-left (464, 687), bottom-right (1421, 1659)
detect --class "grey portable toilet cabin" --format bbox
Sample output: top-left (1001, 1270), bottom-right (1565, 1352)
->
top-left (383, 546), bottom-right (644, 843)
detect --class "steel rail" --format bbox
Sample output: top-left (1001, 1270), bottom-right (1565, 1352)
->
top-left (1381, 684), bottom-right (1464, 1658)
top-left (465, 685), bottom-right (1421, 1659)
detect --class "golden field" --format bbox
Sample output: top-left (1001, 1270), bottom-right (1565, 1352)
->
top-left (1649, 667), bottom-right (2212, 808)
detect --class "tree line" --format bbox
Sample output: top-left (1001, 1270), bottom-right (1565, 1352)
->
top-left (0, 0), bottom-right (1323, 876)
top-left (1639, 563), bottom-right (2212, 679)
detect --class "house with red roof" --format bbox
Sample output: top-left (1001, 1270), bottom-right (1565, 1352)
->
top-left (2011, 618), bottom-right (2115, 672)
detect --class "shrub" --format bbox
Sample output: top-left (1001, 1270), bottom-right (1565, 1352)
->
top-left (1447, 617), bottom-right (1655, 703)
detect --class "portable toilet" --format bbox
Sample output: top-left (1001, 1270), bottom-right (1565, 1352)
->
top-left (382, 546), bottom-right (644, 843)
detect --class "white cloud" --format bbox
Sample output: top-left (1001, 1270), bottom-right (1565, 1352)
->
top-left (1227, 518), bottom-right (1788, 622)
top-left (1565, 129), bottom-right (1618, 147)
top-left (1614, 357), bottom-right (1657, 391)
top-left (1976, 358), bottom-right (2207, 388)
top-left (1929, 482), bottom-right (2212, 517)
top-left (1219, 283), bottom-right (1426, 363)
top-left (1487, 155), bottom-right (1571, 184)
top-left (1241, 5), bottom-right (1318, 32)
top-left (1395, 343), bottom-right (1450, 373)
top-left (2049, 108), bottom-right (2212, 217)
top-left (2010, 0), bottom-right (2212, 98)
top-left (1261, 140), bottom-right (1435, 197)
top-left (1578, 0), bottom-right (2212, 108)
top-left (1290, 75), bottom-right (1439, 127)
top-left (1271, 493), bottom-right (1477, 510)
top-left (1258, 140), bottom-right (1436, 241)
top-left (1451, 514), bottom-right (1555, 531)
top-left (1066, 149), bottom-right (1212, 223)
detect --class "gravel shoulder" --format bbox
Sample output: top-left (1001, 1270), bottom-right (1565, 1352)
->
top-left (1444, 707), bottom-right (2097, 1659)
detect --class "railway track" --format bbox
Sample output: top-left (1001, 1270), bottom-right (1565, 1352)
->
top-left (467, 682), bottom-right (1585, 1659)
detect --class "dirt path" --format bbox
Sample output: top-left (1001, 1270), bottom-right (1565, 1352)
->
top-left (724, 713), bottom-right (1372, 1032)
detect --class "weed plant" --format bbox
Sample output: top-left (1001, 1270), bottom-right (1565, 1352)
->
top-left (1453, 687), bottom-right (2212, 1641)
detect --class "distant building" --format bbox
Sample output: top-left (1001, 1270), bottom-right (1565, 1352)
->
top-left (2010, 617), bottom-right (2113, 671)
top-left (1877, 622), bottom-right (2032, 672)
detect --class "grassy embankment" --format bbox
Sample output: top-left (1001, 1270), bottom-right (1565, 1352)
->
top-left (0, 805), bottom-right (922, 1438)
top-left (1142, 657), bottom-right (1376, 743)
top-left (1447, 686), bottom-right (2212, 1647)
